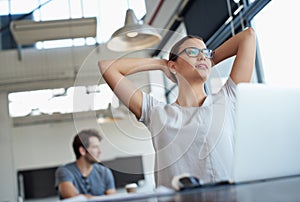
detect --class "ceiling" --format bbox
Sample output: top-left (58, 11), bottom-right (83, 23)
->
top-left (184, 0), bottom-right (241, 42)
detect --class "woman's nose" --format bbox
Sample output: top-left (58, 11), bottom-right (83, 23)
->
top-left (197, 52), bottom-right (206, 60)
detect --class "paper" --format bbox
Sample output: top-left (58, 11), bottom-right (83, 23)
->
top-left (59, 195), bottom-right (87, 202)
top-left (88, 186), bottom-right (175, 201)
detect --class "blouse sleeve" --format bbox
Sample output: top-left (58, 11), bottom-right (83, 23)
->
top-left (138, 92), bottom-right (162, 127)
top-left (222, 76), bottom-right (237, 102)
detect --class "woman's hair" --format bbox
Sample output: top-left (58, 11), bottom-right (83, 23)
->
top-left (72, 129), bottom-right (102, 159)
top-left (169, 35), bottom-right (204, 61)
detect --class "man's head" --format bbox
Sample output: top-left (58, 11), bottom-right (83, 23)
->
top-left (73, 129), bottom-right (103, 163)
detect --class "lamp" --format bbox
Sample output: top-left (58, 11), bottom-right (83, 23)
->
top-left (106, 9), bottom-right (161, 52)
top-left (96, 103), bottom-right (126, 124)
top-left (10, 17), bottom-right (97, 45)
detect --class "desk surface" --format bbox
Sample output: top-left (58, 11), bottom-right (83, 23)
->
top-left (89, 175), bottom-right (300, 202)
top-left (172, 176), bottom-right (300, 202)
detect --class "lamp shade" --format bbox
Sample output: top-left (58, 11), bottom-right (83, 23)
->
top-left (107, 9), bottom-right (161, 52)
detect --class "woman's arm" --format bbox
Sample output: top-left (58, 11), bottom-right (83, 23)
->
top-left (98, 58), bottom-right (169, 119)
top-left (213, 27), bottom-right (256, 84)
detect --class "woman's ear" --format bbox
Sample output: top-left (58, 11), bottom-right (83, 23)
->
top-left (167, 60), bottom-right (176, 73)
top-left (167, 60), bottom-right (178, 83)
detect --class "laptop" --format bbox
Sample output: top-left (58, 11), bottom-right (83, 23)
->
top-left (232, 83), bottom-right (300, 183)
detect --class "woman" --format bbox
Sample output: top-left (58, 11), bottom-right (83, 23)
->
top-left (98, 27), bottom-right (256, 188)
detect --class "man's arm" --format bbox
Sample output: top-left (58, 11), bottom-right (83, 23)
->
top-left (58, 181), bottom-right (93, 199)
top-left (105, 188), bottom-right (117, 195)
top-left (104, 167), bottom-right (117, 195)
top-left (56, 166), bottom-right (93, 199)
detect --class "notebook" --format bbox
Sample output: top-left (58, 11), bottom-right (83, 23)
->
top-left (232, 83), bottom-right (300, 183)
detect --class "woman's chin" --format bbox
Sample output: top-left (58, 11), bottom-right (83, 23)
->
top-left (197, 71), bottom-right (210, 81)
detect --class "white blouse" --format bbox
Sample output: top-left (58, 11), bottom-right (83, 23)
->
top-left (139, 78), bottom-right (237, 188)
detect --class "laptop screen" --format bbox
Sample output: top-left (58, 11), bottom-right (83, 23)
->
top-left (232, 83), bottom-right (300, 183)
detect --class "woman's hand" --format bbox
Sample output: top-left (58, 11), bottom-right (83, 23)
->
top-left (161, 59), bottom-right (177, 83)
top-left (99, 58), bottom-right (170, 119)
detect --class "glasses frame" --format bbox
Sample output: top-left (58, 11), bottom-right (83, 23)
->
top-left (173, 47), bottom-right (215, 61)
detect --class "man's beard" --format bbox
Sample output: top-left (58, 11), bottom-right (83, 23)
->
top-left (85, 152), bottom-right (99, 164)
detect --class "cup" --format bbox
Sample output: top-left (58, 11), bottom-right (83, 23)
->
top-left (125, 183), bottom-right (138, 193)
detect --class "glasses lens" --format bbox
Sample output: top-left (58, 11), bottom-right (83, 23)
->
top-left (185, 47), bottom-right (200, 57)
top-left (184, 47), bottom-right (213, 58)
top-left (202, 49), bottom-right (213, 58)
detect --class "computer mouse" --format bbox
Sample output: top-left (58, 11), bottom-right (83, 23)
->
top-left (171, 173), bottom-right (203, 191)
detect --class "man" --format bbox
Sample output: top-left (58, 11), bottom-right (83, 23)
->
top-left (55, 129), bottom-right (116, 199)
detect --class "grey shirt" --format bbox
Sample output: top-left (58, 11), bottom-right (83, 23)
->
top-left (139, 78), bottom-right (237, 188)
top-left (55, 162), bottom-right (115, 198)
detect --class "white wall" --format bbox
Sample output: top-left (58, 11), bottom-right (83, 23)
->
top-left (12, 115), bottom-right (156, 191)
top-left (0, 92), bottom-right (17, 202)
top-left (12, 116), bottom-right (155, 169)
top-left (0, 45), bottom-right (150, 93)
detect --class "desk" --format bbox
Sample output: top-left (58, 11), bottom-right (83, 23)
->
top-left (172, 176), bottom-right (300, 202)
top-left (89, 175), bottom-right (300, 202)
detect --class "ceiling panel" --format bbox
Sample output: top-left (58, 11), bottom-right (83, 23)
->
top-left (184, 0), bottom-right (240, 42)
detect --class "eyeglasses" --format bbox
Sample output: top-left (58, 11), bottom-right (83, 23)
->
top-left (176, 47), bottom-right (214, 59)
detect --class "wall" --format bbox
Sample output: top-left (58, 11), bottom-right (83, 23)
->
top-left (12, 115), bottom-right (155, 170)
top-left (0, 44), bottom-right (156, 201)
top-left (0, 45), bottom-right (150, 92)
top-left (0, 92), bottom-right (17, 202)
top-left (12, 115), bottom-right (156, 192)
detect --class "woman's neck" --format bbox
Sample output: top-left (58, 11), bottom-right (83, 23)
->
top-left (176, 81), bottom-right (207, 107)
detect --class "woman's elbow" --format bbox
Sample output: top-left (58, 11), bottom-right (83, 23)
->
top-left (245, 27), bottom-right (256, 42)
top-left (98, 60), bottom-right (109, 75)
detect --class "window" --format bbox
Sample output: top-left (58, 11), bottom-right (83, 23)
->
top-left (2, 0), bottom-right (145, 118)
top-left (0, 0), bottom-right (146, 48)
top-left (8, 84), bottom-right (117, 118)
top-left (251, 0), bottom-right (300, 86)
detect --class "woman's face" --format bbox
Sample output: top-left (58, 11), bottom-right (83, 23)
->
top-left (174, 38), bottom-right (212, 83)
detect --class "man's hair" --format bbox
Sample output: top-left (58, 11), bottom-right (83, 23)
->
top-left (72, 129), bottom-right (102, 159)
